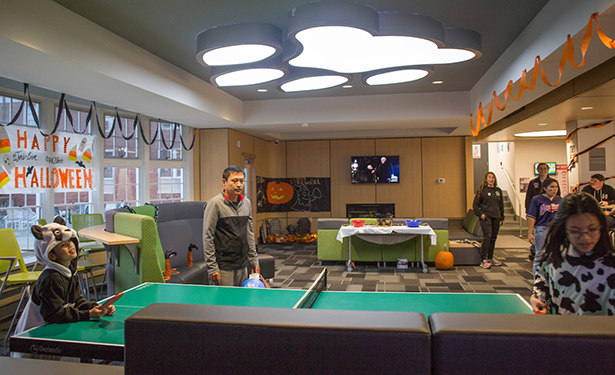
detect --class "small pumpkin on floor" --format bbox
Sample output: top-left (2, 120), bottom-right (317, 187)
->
top-left (435, 251), bottom-right (454, 270)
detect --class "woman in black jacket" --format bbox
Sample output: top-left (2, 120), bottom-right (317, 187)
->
top-left (473, 172), bottom-right (505, 269)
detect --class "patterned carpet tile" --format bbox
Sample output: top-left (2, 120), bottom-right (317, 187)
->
top-left (259, 240), bottom-right (534, 302)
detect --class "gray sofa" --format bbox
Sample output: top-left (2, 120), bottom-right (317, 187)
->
top-left (124, 304), bottom-right (615, 375)
top-left (105, 201), bottom-right (274, 287)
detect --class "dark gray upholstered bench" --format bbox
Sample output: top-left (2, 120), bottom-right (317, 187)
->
top-left (125, 303), bottom-right (431, 375)
top-left (105, 201), bottom-right (275, 283)
top-left (429, 313), bottom-right (615, 375)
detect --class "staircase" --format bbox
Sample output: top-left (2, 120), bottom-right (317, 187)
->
top-left (498, 190), bottom-right (528, 237)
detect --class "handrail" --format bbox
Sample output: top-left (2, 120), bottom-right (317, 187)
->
top-left (499, 162), bottom-right (523, 237)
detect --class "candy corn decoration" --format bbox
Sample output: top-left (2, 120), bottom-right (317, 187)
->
top-left (0, 170), bottom-right (9, 189)
top-left (0, 126), bottom-right (9, 154)
top-left (68, 145), bottom-right (77, 161)
top-left (82, 148), bottom-right (92, 163)
top-left (164, 259), bottom-right (172, 280)
top-left (163, 250), bottom-right (179, 280)
top-left (187, 243), bottom-right (197, 268)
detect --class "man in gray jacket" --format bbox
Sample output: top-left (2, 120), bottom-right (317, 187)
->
top-left (203, 165), bottom-right (260, 286)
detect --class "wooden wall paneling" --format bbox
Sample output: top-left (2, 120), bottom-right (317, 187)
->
top-left (421, 137), bottom-right (467, 218)
top-left (330, 139), bottom-right (376, 218)
top-left (254, 138), bottom-right (287, 178)
top-left (375, 138), bottom-right (423, 218)
top-left (286, 140), bottom-right (332, 230)
top-left (228, 129), bottom-right (255, 167)
top-left (464, 136), bottom-right (475, 210)
top-left (286, 140), bottom-right (330, 177)
top-left (199, 129), bottom-right (229, 201)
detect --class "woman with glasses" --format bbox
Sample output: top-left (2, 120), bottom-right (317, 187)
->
top-left (531, 192), bottom-right (615, 315)
top-left (526, 178), bottom-right (562, 276)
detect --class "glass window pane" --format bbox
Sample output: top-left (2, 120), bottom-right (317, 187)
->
top-left (149, 167), bottom-right (184, 204)
top-left (103, 167), bottom-right (140, 207)
top-left (150, 121), bottom-right (183, 160)
top-left (104, 115), bottom-right (139, 159)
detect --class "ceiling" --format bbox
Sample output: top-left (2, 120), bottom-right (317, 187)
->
top-left (8, 1), bottom-right (605, 142)
top-left (52, 0), bottom-right (548, 102)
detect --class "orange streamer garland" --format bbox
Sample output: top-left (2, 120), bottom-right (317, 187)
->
top-left (471, 13), bottom-right (615, 137)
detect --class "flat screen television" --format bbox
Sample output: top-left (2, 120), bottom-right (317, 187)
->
top-left (351, 156), bottom-right (399, 184)
top-left (534, 162), bottom-right (557, 175)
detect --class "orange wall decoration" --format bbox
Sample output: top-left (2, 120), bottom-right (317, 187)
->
top-left (471, 13), bottom-right (615, 137)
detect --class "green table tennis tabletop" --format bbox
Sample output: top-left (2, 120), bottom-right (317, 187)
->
top-left (10, 282), bottom-right (531, 361)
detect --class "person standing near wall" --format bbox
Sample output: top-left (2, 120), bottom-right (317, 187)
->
top-left (525, 163), bottom-right (560, 261)
top-left (527, 178), bottom-right (562, 276)
top-left (203, 165), bottom-right (260, 286)
top-left (473, 172), bottom-right (505, 269)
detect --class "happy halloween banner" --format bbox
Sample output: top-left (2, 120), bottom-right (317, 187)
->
top-left (0, 125), bottom-right (97, 193)
top-left (256, 176), bottom-right (331, 213)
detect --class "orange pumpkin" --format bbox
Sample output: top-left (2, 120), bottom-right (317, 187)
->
top-left (435, 251), bottom-right (454, 270)
top-left (267, 181), bottom-right (294, 204)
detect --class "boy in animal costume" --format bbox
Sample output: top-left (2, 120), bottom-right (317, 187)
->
top-left (11, 217), bottom-right (114, 356)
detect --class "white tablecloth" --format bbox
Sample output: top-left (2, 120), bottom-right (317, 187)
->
top-left (336, 225), bottom-right (437, 245)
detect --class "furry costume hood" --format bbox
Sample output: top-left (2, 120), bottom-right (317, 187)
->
top-left (31, 217), bottom-right (79, 278)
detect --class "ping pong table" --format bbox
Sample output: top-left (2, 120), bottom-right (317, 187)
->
top-left (10, 279), bottom-right (532, 361)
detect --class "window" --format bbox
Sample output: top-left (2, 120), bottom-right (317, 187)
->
top-left (55, 107), bottom-right (92, 134)
top-left (0, 193), bottom-right (42, 249)
top-left (104, 114), bottom-right (139, 158)
top-left (0, 94), bottom-right (40, 127)
top-left (103, 167), bottom-right (140, 210)
top-left (0, 93), bottom-right (42, 250)
top-left (54, 191), bottom-right (93, 225)
top-left (149, 168), bottom-right (184, 204)
top-left (150, 121), bottom-right (183, 160)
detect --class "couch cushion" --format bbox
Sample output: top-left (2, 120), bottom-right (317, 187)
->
top-left (419, 218), bottom-right (448, 230)
top-left (317, 218), bottom-right (349, 230)
top-left (125, 304), bottom-right (432, 375)
top-left (430, 313), bottom-right (615, 375)
top-left (156, 201), bottom-right (206, 268)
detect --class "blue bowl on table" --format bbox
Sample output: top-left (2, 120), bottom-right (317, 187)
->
top-left (405, 219), bottom-right (421, 227)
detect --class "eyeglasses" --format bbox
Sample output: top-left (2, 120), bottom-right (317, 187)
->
top-left (567, 228), bottom-right (601, 238)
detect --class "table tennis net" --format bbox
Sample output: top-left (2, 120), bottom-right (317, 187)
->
top-left (293, 268), bottom-right (327, 309)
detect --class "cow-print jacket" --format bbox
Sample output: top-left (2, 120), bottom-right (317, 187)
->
top-left (534, 245), bottom-right (615, 315)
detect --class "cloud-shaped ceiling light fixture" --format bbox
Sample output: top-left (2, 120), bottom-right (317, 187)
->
top-left (196, 1), bottom-right (481, 91)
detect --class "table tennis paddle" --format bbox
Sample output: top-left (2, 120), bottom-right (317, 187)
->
top-left (99, 292), bottom-right (124, 310)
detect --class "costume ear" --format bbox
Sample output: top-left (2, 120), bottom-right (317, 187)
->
top-left (53, 216), bottom-right (66, 226)
top-left (31, 225), bottom-right (44, 240)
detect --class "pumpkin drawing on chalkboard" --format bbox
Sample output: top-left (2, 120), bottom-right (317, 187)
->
top-left (267, 181), bottom-right (294, 204)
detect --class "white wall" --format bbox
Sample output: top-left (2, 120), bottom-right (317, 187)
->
top-left (514, 139), bottom-right (567, 216)
top-left (488, 142), bottom-right (517, 214)
top-left (567, 119), bottom-right (615, 191)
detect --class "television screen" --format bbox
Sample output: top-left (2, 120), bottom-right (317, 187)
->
top-left (534, 162), bottom-right (557, 175)
top-left (351, 156), bottom-right (399, 184)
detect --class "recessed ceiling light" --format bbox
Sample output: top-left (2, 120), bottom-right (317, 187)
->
top-left (342, 85), bottom-right (353, 89)
top-left (581, 106), bottom-right (593, 110)
top-left (538, 123), bottom-right (547, 126)
top-left (514, 130), bottom-right (566, 137)
top-left (257, 89), bottom-right (268, 92)
top-left (432, 80), bottom-right (443, 84)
